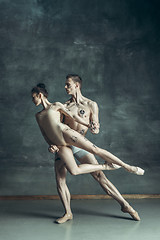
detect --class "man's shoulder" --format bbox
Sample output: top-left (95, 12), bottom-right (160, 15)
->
top-left (84, 97), bottom-right (98, 109)
top-left (64, 98), bottom-right (72, 106)
top-left (64, 96), bottom-right (98, 109)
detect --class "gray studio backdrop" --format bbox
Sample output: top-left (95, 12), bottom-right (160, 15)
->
top-left (0, 0), bottom-right (160, 195)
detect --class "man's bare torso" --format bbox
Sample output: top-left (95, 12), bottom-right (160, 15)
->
top-left (63, 96), bottom-right (94, 136)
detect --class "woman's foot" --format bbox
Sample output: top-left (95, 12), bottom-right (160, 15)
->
top-left (126, 166), bottom-right (145, 175)
top-left (121, 205), bottom-right (140, 221)
top-left (104, 163), bottom-right (121, 171)
top-left (111, 163), bottom-right (121, 169)
top-left (55, 213), bottom-right (73, 224)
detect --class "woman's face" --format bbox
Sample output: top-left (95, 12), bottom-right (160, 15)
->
top-left (32, 93), bottom-right (41, 106)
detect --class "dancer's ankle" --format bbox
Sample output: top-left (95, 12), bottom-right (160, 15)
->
top-left (55, 213), bottom-right (73, 224)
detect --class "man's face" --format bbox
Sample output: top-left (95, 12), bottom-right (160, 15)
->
top-left (32, 93), bottom-right (41, 106)
top-left (65, 78), bottom-right (77, 95)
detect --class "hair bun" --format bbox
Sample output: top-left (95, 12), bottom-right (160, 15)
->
top-left (37, 83), bottom-right (46, 89)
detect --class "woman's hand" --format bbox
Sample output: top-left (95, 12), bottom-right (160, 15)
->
top-left (48, 145), bottom-right (59, 153)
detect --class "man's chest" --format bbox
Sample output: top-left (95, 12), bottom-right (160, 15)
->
top-left (67, 103), bottom-right (90, 118)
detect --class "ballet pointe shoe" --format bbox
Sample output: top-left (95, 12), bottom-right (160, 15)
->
top-left (55, 213), bottom-right (73, 224)
top-left (127, 166), bottom-right (145, 176)
top-left (111, 163), bottom-right (121, 169)
top-left (104, 163), bottom-right (121, 171)
top-left (121, 206), bottom-right (140, 221)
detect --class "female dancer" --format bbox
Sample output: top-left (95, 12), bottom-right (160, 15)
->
top-left (31, 83), bottom-right (144, 176)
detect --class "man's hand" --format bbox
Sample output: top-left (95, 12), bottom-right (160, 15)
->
top-left (89, 122), bottom-right (100, 134)
top-left (48, 145), bottom-right (59, 153)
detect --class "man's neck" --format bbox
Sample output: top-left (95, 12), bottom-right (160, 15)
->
top-left (71, 89), bottom-right (83, 105)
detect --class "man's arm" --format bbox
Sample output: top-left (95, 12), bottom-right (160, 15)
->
top-left (55, 102), bottom-right (89, 127)
top-left (89, 101), bottom-right (100, 134)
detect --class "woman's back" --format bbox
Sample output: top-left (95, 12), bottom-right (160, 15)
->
top-left (36, 104), bottom-right (67, 146)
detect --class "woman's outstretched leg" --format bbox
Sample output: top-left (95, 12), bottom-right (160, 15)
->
top-left (57, 146), bottom-right (113, 175)
top-left (95, 148), bottom-right (144, 175)
top-left (62, 128), bottom-right (144, 175)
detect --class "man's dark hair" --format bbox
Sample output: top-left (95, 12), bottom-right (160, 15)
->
top-left (66, 74), bottom-right (82, 89)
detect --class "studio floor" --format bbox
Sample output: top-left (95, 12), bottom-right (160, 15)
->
top-left (0, 198), bottom-right (160, 240)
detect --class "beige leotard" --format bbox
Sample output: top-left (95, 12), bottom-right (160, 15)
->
top-left (36, 105), bottom-right (68, 146)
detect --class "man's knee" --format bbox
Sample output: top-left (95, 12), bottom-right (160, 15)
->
top-left (91, 172), bottom-right (113, 196)
top-left (91, 171), bottom-right (105, 181)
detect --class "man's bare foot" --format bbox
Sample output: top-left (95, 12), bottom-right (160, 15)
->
top-left (121, 205), bottom-right (140, 221)
top-left (127, 166), bottom-right (145, 175)
top-left (55, 213), bottom-right (73, 224)
top-left (104, 163), bottom-right (121, 171)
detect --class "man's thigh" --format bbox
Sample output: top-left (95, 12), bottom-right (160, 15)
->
top-left (55, 146), bottom-right (98, 165)
top-left (71, 146), bottom-right (99, 164)
top-left (54, 153), bottom-right (67, 177)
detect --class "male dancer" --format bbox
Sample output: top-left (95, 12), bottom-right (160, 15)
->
top-left (49, 74), bottom-right (140, 223)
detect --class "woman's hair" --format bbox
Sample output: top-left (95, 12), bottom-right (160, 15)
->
top-left (31, 83), bottom-right (48, 98)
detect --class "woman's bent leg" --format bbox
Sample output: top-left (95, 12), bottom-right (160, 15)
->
top-left (62, 128), bottom-right (144, 175)
top-left (57, 146), bottom-right (110, 175)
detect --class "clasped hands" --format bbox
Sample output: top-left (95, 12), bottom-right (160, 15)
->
top-left (89, 121), bottom-right (100, 134)
top-left (48, 145), bottom-right (59, 153)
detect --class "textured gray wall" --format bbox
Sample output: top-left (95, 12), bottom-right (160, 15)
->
top-left (0, 0), bottom-right (160, 195)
